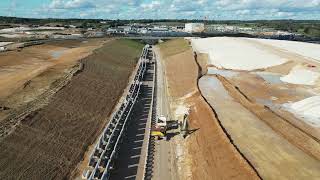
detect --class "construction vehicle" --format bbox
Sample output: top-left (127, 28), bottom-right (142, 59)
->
top-left (156, 115), bottom-right (167, 128)
top-left (180, 110), bottom-right (190, 138)
top-left (151, 116), bottom-right (167, 140)
top-left (151, 131), bottom-right (165, 140)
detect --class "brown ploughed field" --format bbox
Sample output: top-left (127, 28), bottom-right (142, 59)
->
top-left (0, 39), bottom-right (105, 121)
top-left (0, 39), bottom-right (143, 179)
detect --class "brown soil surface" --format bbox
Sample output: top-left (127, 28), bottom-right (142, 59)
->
top-left (159, 39), bottom-right (259, 180)
top-left (224, 75), bottom-right (320, 158)
top-left (196, 53), bottom-right (208, 75)
top-left (186, 95), bottom-right (259, 180)
top-left (165, 49), bottom-right (198, 99)
top-left (0, 39), bottom-right (106, 122)
top-left (228, 69), bottom-right (320, 142)
top-left (199, 75), bottom-right (320, 180)
top-left (0, 39), bottom-right (143, 179)
top-left (0, 39), bottom-right (102, 98)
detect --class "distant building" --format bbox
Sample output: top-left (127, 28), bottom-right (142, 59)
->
top-left (172, 26), bottom-right (185, 32)
top-left (106, 28), bottom-right (118, 34)
top-left (118, 26), bottom-right (131, 33)
top-left (68, 25), bottom-right (77, 28)
top-left (185, 23), bottom-right (205, 33)
top-left (149, 26), bottom-right (170, 33)
top-left (0, 46), bottom-right (6, 51)
top-left (138, 28), bottom-right (148, 34)
top-left (206, 25), bottom-right (238, 33)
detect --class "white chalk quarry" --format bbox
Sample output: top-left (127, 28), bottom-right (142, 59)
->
top-left (0, 27), bottom-right (64, 34)
top-left (175, 105), bottom-right (189, 116)
top-left (191, 37), bottom-right (288, 71)
top-left (283, 96), bottom-right (320, 127)
top-left (250, 38), bottom-right (320, 62)
top-left (0, 34), bottom-right (25, 38)
top-left (280, 66), bottom-right (320, 85)
top-left (207, 67), bottom-right (239, 77)
top-left (0, 42), bottom-right (13, 46)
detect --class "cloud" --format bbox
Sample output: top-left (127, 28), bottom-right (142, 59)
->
top-left (141, 1), bottom-right (161, 10)
top-left (1, 0), bottom-right (319, 20)
top-left (49, 0), bottom-right (96, 9)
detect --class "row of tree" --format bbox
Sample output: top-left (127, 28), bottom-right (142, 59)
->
top-left (0, 16), bottom-right (319, 37)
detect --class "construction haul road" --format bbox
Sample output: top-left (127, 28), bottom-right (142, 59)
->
top-left (151, 47), bottom-right (177, 180)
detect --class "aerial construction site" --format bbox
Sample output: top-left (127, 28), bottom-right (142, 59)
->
top-left (159, 37), bottom-right (320, 180)
top-left (0, 34), bottom-right (320, 180)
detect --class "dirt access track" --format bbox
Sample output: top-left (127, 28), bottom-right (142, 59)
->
top-left (0, 39), bottom-right (144, 179)
top-left (158, 39), bottom-right (259, 180)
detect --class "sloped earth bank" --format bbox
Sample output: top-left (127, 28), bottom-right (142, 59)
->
top-left (158, 39), bottom-right (259, 180)
top-left (0, 39), bottom-right (106, 121)
top-left (217, 76), bottom-right (320, 160)
top-left (199, 75), bottom-right (320, 180)
top-left (0, 39), bottom-right (143, 179)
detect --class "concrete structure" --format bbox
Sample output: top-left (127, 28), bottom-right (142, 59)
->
top-left (185, 23), bottom-right (205, 33)
top-left (118, 26), bottom-right (132, 33)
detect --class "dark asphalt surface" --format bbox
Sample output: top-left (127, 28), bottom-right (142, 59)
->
top-left (109, 64), bottom-right (154, 180)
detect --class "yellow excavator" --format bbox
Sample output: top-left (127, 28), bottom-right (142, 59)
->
top-left (151, 131), bottom-right (165, 140)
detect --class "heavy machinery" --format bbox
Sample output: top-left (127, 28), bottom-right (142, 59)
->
top-left (181, 113), bottom-right (189, 138)
top-left (151, 131), bottom-right (165, 140)
top-left (151, 116), bottom-right (167, 140)
top-left (151, 115), bottom-right (181, 140)
top-left (156, 116), bottom-right (167, 128)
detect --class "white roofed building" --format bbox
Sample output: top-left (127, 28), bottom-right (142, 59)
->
top-left (185, 23), bottom-right (205, 33)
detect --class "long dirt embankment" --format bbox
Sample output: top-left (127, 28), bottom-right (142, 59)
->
top-left (199, 75), bottom-right (320, 179)
top-left (0, 39), bottom-right (143, 179)
top-left (159, 39), bottom-right (259, 180)
top-left (217, 75), bottom-right (320, 161)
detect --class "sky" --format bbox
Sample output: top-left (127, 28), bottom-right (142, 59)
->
top-left (0, 0), bottom-right (319, 20)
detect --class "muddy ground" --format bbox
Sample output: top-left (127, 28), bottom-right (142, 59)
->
top-left (0, 39), bottom-right (143, 179)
